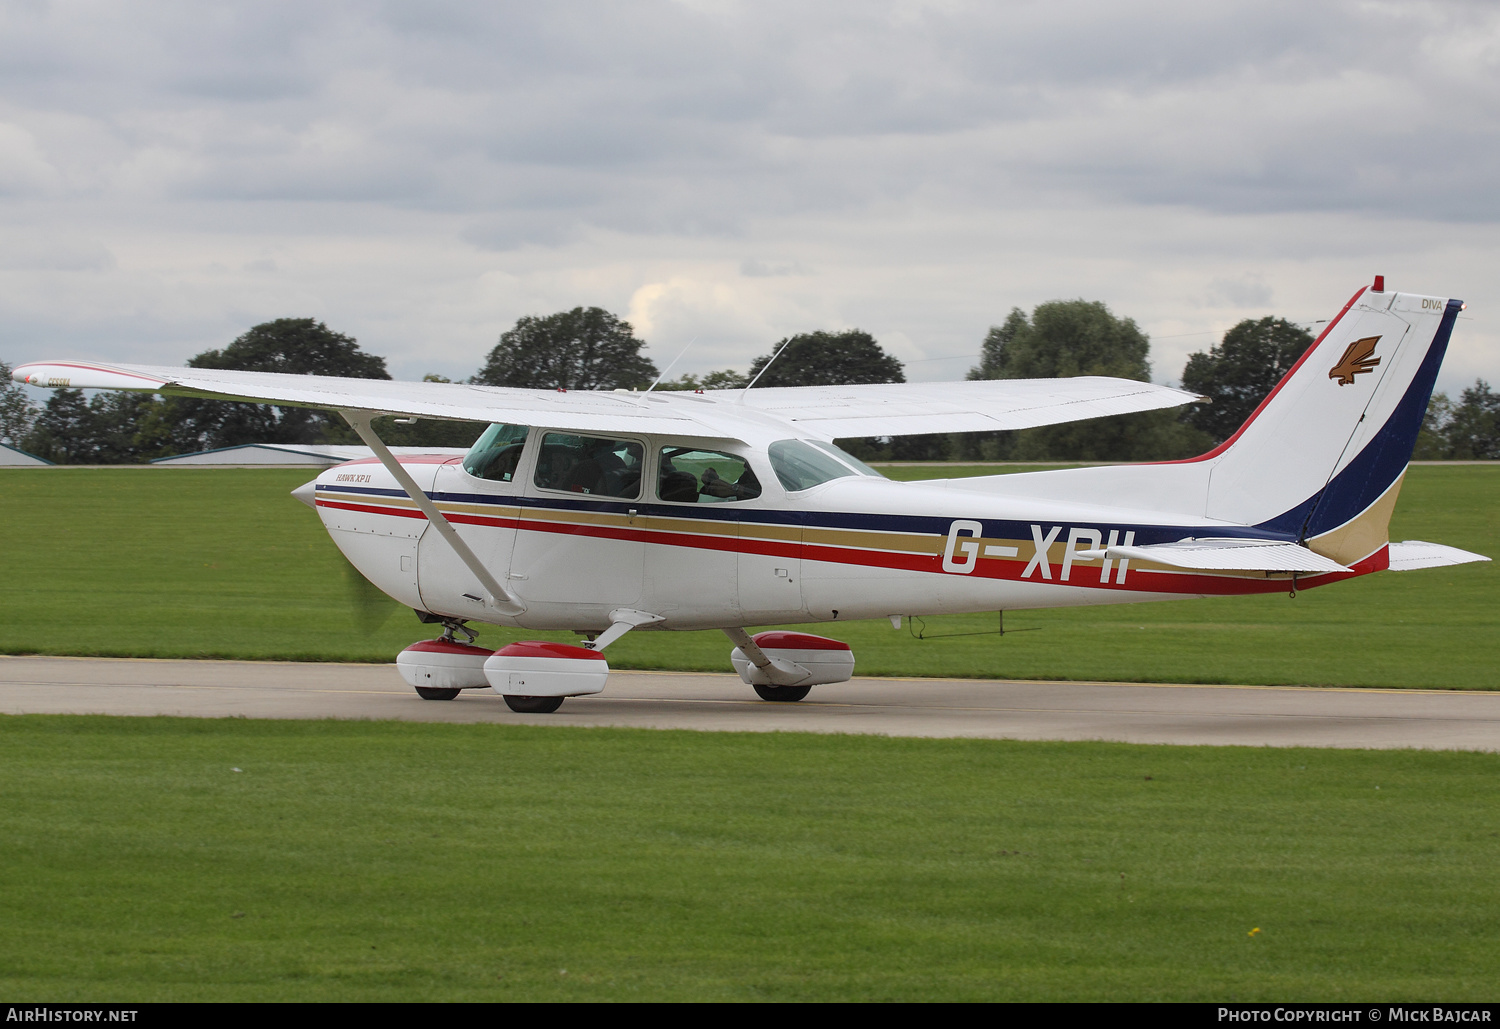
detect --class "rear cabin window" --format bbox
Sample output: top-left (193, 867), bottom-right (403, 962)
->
top-left (767, 439), bottom-right (860, 492)
top-left (534, 433), bottom-right (644, 499)
top-left (463, 423), bottom-right (530, 482)
top-left (656, 447), bottom-right (763, 504)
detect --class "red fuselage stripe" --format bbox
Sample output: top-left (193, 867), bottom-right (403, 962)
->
top-left (317, 498), bottom-right (1371, 597)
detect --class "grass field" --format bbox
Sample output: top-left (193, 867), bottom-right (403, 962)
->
top-left (3, 466), bottom-right (1496, 1002)
top-left (2, 715), bottom-right (1496, 1002)
top-left (0, 464), bottom-right (1495, 688)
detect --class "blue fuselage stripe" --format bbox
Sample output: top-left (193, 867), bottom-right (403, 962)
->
top-left (316, 483), bottom-right (1288, 547)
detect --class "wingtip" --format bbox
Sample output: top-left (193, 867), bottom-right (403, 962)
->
top-left (9, 360), bottom-right (168, 391)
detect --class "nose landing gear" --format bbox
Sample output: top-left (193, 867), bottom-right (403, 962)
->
top-left (398, 618), bottom-right (493, 701)
top-left (502, 695), bottom-right (565, 714)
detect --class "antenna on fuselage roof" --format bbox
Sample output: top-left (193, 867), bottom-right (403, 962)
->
top-left (737, 337), bottom-right (794, 403)
top-left (644, 336), bottom-right (699, 393)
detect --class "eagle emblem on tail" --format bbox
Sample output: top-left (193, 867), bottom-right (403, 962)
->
top-left (1329, 336), bottom-right (1381, 386)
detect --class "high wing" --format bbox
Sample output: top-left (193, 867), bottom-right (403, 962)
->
top-left (13, 360), bottom-right (1201, 441)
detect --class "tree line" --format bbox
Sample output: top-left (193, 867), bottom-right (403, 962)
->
top-left (3, 303), bottom-right (1495, 464)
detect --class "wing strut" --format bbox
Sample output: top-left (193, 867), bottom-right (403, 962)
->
top-left (340, 410), bottom-right (525, 617)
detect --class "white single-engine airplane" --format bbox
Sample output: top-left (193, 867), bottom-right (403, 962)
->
top-left (15, 279), bottom-right (1489, 712)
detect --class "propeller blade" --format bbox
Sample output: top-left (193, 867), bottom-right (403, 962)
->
top-left (341, 556), bottom-right (399, 635)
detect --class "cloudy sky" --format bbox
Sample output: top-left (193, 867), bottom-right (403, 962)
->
top-left (2, 0), bottom-right (1497, 394)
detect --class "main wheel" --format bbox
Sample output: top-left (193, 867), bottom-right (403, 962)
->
top-left (415, 686), bottom-right (461, 701)
top-left (753, 683), bottom-right (811, 702)
top-left (503, 695), bottom-right (565, 714)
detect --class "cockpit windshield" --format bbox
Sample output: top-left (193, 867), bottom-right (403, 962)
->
top-left (767, 439), bottom-right (863, 492)
top-left (806, 440), bottom-right (886, 478)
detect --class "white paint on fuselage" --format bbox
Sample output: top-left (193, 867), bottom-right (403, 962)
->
top-left (310, 433), bottom-right (1255, 633)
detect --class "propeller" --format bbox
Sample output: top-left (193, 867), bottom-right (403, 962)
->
top-left (295, 475), bottom-right (400, 636)
top-left (342, 556), bottom-right (399, 635)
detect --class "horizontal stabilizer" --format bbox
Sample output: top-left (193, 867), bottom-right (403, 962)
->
top-left (1077, 538), bottom-right (1349, 574)
top-left (1386, 541), bottom-right (1491, 571)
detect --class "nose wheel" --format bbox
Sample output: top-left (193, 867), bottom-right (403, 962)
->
top-left (503, 695), bottom-right (565, 714)
top-left (414, 686), bottom-right (461, 701)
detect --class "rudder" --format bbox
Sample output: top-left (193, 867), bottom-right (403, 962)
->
top-left (1200, 282), bottom-right (1461, 563)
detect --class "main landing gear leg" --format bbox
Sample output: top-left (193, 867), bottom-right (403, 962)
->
top-left (723, 627), bottom-right (814, 702)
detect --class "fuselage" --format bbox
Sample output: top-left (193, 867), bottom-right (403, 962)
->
top-left (307, 427), bottom-right (1375, 633)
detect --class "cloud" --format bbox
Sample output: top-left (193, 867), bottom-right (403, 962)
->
top-left (0, 122), bottom-right (60, 195)
top-left (0, 0), bottom-right (1494, 394)
top-left (627, 274), bottom-right (787, 370)
top-left (740, 259), bottom-right (805, 278)
top-left (2, 1), bottom-right (1492, 218)
top-left (0, 231), bottom-right (114, 271)
top-left (1203, 274), bottom-right (1273, 309)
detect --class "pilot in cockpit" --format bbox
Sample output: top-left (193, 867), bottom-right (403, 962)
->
top-left (700, 464), bottom-right (762, 500)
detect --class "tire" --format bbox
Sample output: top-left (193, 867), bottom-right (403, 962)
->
top-left (415, 686), bottom-right (461, 701)
top-left (504, 695), bottom-right (565, 714)
top-left (753, 683), bottom-right (811, 702)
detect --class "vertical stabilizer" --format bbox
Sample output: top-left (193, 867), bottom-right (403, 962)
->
top-left (1200, 283), bottom-right (1460, 564)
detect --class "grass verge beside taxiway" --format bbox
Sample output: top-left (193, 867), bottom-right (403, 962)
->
top-left (1, 714), bottom-right (1496, 1002)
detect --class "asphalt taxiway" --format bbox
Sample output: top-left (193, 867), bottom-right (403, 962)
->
top-left (2, 655), bottom-right (1497, 750)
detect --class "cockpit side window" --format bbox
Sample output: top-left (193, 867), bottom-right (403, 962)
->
top-left (463, 423), bottom-right (531, 482)
top-left (767, 439), bottom-right (860, 492)
top-left (534, 432), bottom-right (644, 499)
top-left (656, 447), bottom-right (763, 504)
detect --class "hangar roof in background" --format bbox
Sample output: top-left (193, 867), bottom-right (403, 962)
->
top-left (150, 444), bottom-right (469, 467)
top-left (1, 443), bottom-right (53, 467)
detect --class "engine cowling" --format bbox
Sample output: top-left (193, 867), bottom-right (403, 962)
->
top-left (483, 641), bottom-right (609, 697)
top-left (730, 631), bottom-right (855, 687)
